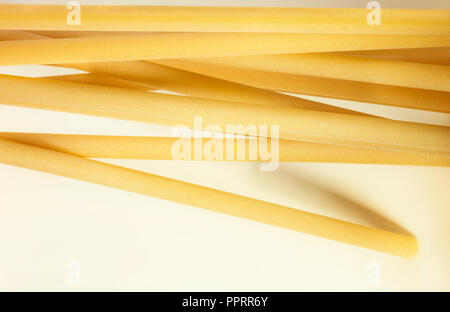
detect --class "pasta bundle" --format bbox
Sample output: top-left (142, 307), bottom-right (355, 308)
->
top-left (0, 5), bottom-right (449, 257)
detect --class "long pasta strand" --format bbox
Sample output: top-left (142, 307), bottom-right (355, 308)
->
top-left (0, 133), bottom-right (448, 166)
top-left (1, 32), bottom-right (450, 65)
top-left (0, 30), bottom-right (156, 91)
top-left (0, 138), bottom-right (418, 257)
top-left (156, 59), bottom-right (450, 113)
top-left (0, 5), bottom-right (448, 34)
top-left (0, 74), bottom-right (449, 155)
top-left (176, 53), bottom-right (450, 92)
top-left (0, 30), bottom-right (364, 115)
top-left (341, 47), bottom-right (450, 66)
top-left (49, 73), bottom-right (154, 91)
top-left (67, 61), bottom-right (363, 115)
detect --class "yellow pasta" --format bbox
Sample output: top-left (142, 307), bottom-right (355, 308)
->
top-left (29, 30), bottom-right (152, 38)
top-left (0, 74), bottom-right (449, 156)
top-left (0, 133), bottom-right (448, 166)
top-left (67, 61), bottom-right (362, 115)
top-left (176, 54), bottom-right (450, 92)
top-left (0, 138), bottom-right (418, 257)
top-left (0, 5), bottom-right (448, 262)
top-left (1, 32), bottom-right (450, 66)
top-left (49, 73), bottom-right (154, 91)
top-left (0, 30), bottom-right (362, 115)
top-left (156, 59), bottom-right (450, 113)
top-left (0, 5), bottom-right (448, 35)
top-left (28, 30), bottom-right (450, 65)
top-left (0, 29), bottom-right (44, 40)
top-left (0, 30), bottom-right (155, 91)
top-left (341, 47), bottom-right (450, 66)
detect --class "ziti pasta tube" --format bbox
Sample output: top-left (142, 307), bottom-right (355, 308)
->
top-left (0, 74), bottom-right (449, 156)
top-left (156, 59), bottom-right (450, 113)
top-left (1, 32), bottom-right (450, 65)
top-left (0, 5), bottom-right (448, 35)
top-left (0, 138), bottom-right (419, 258)
top-left (179, 53), bottom-right (450, 92)
top-left (0, 30), bottom-right (362, 115)
top-left (0, 133), bottom-right (448, 166)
